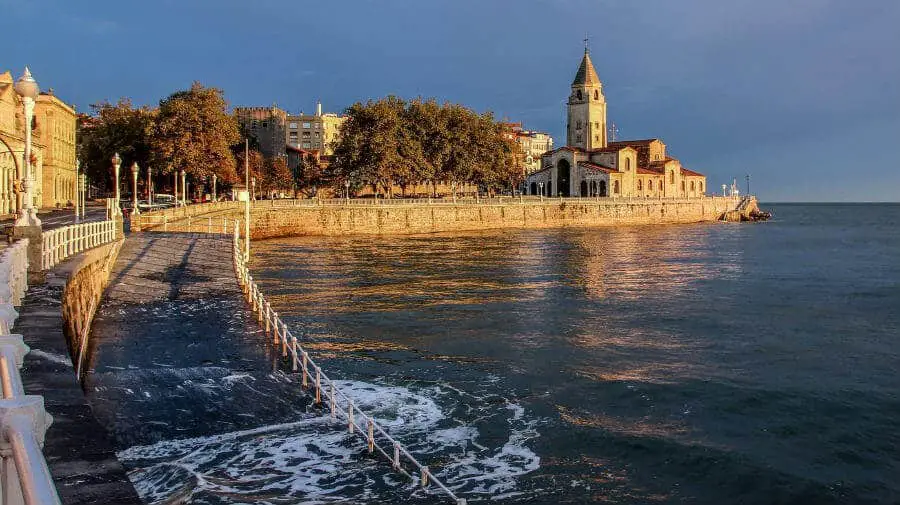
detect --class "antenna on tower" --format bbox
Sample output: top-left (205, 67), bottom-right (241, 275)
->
top-left (608, 122), bottom-right (619, 142)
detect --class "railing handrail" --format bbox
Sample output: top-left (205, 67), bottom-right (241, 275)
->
top-left (0, 238), bottom-right (62, 505)
top-left (40, 219), bottom-right (117, 271)
top-left (230, 224), bottom-right (467, 504)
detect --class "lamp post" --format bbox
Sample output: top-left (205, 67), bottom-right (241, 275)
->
top-left (172, 168), bottom-right (178, 207)
top-left (180, 169), bottom-right (186, 206)
top-left (212, 174), bottom-right (217, 202)
top-left (13, 67), bottom-right (41, 226)
top-left (344, 180), bottom-right (350, 202)
top-left (131, 162), bottom-right (140, 215)
top-left (74, 158), bottom-right (80, 223)
top-left (78, 174), bottom-right (86, 219)
top-left (539, 182), bottom-right (544, 202)
top-left (251, 176), bottom-right (256, 201)
top-left (112, 152), bottom-right (122, 216)
top-left (146, 166), bottom-right (153, 205)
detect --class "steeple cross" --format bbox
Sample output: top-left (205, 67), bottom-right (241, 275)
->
top-left (584, 36), bottom-right (589, 53)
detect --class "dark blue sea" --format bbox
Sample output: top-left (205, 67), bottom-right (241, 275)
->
top-left (98, 203), bottom-right (900, 504)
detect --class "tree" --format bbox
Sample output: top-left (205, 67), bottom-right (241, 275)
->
top-left (296, 152), bottom-right (326, 197)
top-left (150, 82), bottom-right (241, 184)
top-left (76, 99), bottom-right (155, 192)
top-left (263, 156), bottom-right (294, 196)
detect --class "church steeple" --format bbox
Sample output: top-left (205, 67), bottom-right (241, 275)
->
top-left (567, 47), bottom-right (607, 150)
top-left (572, 48), bottom-right (601, 87)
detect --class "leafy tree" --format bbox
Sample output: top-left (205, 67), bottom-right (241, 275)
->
top-left (296, 151), bottom-right (326, 197)
top-left (150, 82), bottom-right (240, 184)
top-left (263, 156), bottom-right (294, 196)
top-left (76, 99), bottom-right (155, 192)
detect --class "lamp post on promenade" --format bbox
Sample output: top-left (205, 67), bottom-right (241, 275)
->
top-left (344, 180), bottom-right (350, 202)
top-left (13, 67), bottom-right (41, 227)
top-left (146, 166), bottom-right (153, 205)
top-left (131, 162), bottom-right (140, 215)
top-left (112, 152), bottom-right (122, 217)
top-left (180, 170), bottom-right (186, 206)
top-left (172, 168), bottom-right (178, 207)
top-left (74, 159), bottom-right (80, 223)
top-left (539, 182), bottom-right (544, 202)
top-left (78, 174), bottom-right (86, 219)
top-left (212, 174), bottom-right (217, 202)
top-left (251, 177), bottom-right (256, 201)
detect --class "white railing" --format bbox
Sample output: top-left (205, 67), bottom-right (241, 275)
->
top-left (41, 220), bottom-right (117, 270)
top-left (231, 225), bottom-right (466, 505)
top-left (138, 215), bottom-right (240, 234)
top-left (0, 239), bottom-right (62, 505)
top-left (0, 239), bottom-right (29, 335)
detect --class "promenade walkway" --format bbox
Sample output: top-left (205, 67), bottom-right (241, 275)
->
top-left (18, 254), bottom-right (143, 505)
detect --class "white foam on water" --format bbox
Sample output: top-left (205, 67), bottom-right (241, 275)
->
top-left (27, 349), bottom-right (72, 366)
top-left (119, 378), bottom-right (541, 504)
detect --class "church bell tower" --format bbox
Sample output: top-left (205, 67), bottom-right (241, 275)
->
top-left (567, 48), bottom-right (607, 150)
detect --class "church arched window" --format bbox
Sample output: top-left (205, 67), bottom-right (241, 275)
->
top-left (691, 181), bottom-right (695, 191)
top-left (699, 182), bottom-right (704, 192)
top-left (648, 180), bottom-right (653, 191)
top-left (637, 180), bottom-right (642, 191)
top-left (594, 90), bottom-right (599, 100)
top-left (576, 90), bottom-right (583, 100)
top-left (681, 181), bottom-right (686, 191)
top-left (669, 171), bottom-right (674, 184)
top-left (625, 158), bottom-right (631, 171)
top-left (613, 180), bottom-right (620, 194)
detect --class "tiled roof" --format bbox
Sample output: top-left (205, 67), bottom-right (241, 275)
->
top-left (572, 50), bottom-right (601, 87)
top-left (681, 167), bottom-right (705, 177)
top-left (578, 161), bottom-right (615, 173)
top-left (637, 167), bottom-right (663, 175)
top-left (608, 139), bottom-right (660, 146)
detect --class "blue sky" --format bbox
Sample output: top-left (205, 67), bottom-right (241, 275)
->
top-left (2, 0), bottom-right (898, 201)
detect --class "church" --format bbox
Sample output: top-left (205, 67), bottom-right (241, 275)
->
top-left (526, 49), bottom-right (707, 198)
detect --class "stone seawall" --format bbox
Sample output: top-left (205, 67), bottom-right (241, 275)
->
top-left (59, 240), bottom-right (123, 364)
top-left (136, 197), bottom-right (737, 238)
top-left (250, 198), bottom-right (732, 238)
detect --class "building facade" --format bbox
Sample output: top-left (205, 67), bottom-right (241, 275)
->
top-left (526, 49), bottom-right (707, 198)
top-left (502, 123), bottom-right (554, 176)
top-left (35, 90), bottom-right (77, 207)
top-left (0, 70), bottom-right (48, 214)
top-left (286, 102), bottom-right (346, 156)
top-left (234, 106), bottom-right (287, 159)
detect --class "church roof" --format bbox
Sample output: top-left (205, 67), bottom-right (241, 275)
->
top-left (572, 49), bottom-right (601, 87)
top-left (578, 161), bottom-right (615, 173)
top-left (681, 167), bottom-right (704, 177)
top-left (608, 139), bottom-right (660, 146)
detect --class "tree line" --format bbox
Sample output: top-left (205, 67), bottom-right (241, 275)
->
top-left (331, 97), bottom-right (522, 197)
top-left (77, 85), bottom-right (523, 198)
top-left (77, 82), bottom-right (291, 197)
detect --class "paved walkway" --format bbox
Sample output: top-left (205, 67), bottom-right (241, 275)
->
top-left (18, 258), bottom-right (143, 505)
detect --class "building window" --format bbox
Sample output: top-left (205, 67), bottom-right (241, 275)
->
top-left (303, 122), bottom-right (311, 128)
top-left (681, 181), bottom-right (686, 191)
top-left (262, 121), bottom-right (268, 128)
top-left (699, 182), bottom-right (704, 192)
top-left (289, 122), bottom-right (297, 129)
top-left (637, 180), bottom-right (642, 190)
top-left (648, 180), bottom-right (653, 190)
top-left (594, 90), bottom-right (599, 100)
top-left (669, 171), bottom-right (674, 183)
top-left (691, 181), bottom-right (695, 191)
top-left (613, 180), bottom-right (620, 194)
top-left (576, 90), bottom-right (583, 100)
top-left (625, 158), bottom-right (631, 171)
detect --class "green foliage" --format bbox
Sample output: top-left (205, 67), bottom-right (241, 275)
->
top-left (331, 97), bottom-right (522, 197)
top-left (76, 99), bottom-right (155, 191)
top-left (151, 82), bottom-right (241, 183)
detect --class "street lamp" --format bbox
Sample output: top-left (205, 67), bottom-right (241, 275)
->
top-left (722, 184), bottom-right (727, 198)
top-left (74, 158), bottom-right (81, 223)
top-left (344, 179), bottom-right (350, 202)
top-left (180, 169), bottom-right (186, 206)
top-left (251, 176), bottom-right (256, 201)
top-left (539, 182), bottom-right (544, 202)
top-left (212, 174), bottom-right (217, 202)
top-left (13, 67), bottom-right (41, 227)
top-left (112, 152), bottom-right (122, 216)
top-left (146, 166), bottom-right (153, 205)
top-left (131, 162), bottom-right (140, 215)
top-left (78, 174), bottom-right (86, 219)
